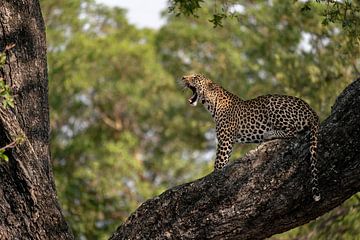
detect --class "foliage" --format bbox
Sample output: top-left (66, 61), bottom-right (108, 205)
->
top-left (168, 0), bottom-right (204, 17)
top-left (0, 149), bottom-right (9, 162)
top-left (0, 51), bottom-right (14, 109)
top-left (0, 80), bottom-right (14, 109)
top-left (169, 0), bottom-right (360, 37)
top-left (40, 0), bottom-right (359, 239)
top-left (0, 49), bottom-right (15, 162)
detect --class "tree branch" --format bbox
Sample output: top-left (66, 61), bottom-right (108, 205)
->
top-left (110, 78), bottom-right (360, 240)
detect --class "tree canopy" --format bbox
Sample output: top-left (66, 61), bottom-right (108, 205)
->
top-left (169, 0), bottom-right (360, 40)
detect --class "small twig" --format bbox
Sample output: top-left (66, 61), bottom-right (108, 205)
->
top-left (4, 43), bottom-right (15, 51)
top-left (0, 135), bottom-right (24, 151)
top-left (0, 140), bottom-right (17, 151)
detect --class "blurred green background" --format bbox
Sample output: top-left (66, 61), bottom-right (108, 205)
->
top-left (40, 0), bottom-right (359, 239)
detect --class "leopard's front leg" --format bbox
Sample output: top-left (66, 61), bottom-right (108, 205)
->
top-left (214, 131), bottom-right (234, 170)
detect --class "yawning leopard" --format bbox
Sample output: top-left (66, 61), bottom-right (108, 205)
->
top-left (180, 73), bottom-right (321, 201)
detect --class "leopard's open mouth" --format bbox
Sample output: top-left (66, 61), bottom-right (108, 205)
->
top-left (188, 85), bottom-right (198, 106)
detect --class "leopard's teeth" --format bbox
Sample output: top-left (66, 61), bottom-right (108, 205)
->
top-left (188, 91), bottom-right (198, 106)
top-left (191, 98), bottom-right (198, 106)
top-left (188, 97), bottom-right (198, 106)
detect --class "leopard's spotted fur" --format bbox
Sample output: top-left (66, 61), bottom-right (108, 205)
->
top-left (181, 73), bottom-right (321, 201)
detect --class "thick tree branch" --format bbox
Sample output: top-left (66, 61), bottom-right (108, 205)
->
top-left (110, 78), bottom-right (360, 240)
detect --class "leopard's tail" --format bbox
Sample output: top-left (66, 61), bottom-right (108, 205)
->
top-left (310, 118), bottom-right (321, 201)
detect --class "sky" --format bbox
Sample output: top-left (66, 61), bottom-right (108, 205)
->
top-left (97, 0), bottom-right (168, 29)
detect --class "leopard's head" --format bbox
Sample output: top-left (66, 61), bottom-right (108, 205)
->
top-left (181, 73), bottom-right (218, 107)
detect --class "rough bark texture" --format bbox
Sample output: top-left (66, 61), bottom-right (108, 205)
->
top-left (110, 78), bottom-right (360, 240)
top-left (0, 1), bottom-right (73, 239)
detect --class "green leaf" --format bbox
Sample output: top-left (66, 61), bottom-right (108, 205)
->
top-left (209, 13), bottom-right (226, 28)
top-left (0, 78), bottom-right (14, 109)
top-left (0, 150), bottom-right (9, 162)
top-left (301, 3), bottom-right (312, 12)
top-left (0, 52), bottom-right (6, 66)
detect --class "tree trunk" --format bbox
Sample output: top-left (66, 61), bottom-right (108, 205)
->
top-left (110, 78), bottom-right (360, 240)
top-left (0, 1), bottom-right (73, 239)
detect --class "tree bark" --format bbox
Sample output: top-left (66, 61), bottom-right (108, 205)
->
top-left (0, 1), bottom-right (73, 239)
top-left (110, 78), bottom-right (360, 240)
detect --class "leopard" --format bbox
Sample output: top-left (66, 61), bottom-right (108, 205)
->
top-left (180, 73), bottom-right (321, 201)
